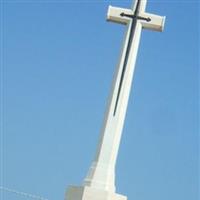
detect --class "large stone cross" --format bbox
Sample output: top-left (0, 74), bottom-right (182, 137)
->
top-left (66, 1), bottom-right (165, 200)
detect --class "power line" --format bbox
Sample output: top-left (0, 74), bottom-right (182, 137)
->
top-left (0, 186), bottom-right (49, 200)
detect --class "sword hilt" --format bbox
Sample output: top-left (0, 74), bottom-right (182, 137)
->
top-left (120, 12), bottom-right (151, 22)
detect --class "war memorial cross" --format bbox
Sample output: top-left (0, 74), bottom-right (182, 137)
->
top-left (66, 0), bottom-right (165, 200)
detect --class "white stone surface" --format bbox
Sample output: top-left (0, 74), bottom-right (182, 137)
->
top-left (107, 6), bottom-right (133, 25)
top-left (65, 186), bottom-right (127, 200)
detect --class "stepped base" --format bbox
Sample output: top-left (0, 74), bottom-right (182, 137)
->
top-left (65, 186), bottom-right (127, 200)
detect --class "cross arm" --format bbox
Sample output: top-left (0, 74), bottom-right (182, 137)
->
top-left (106, 5), bottom-right (166, 32)
top-left (140, 12), bottom-right (166, 32)
top-left (107, 6), bottom-right (133, 25)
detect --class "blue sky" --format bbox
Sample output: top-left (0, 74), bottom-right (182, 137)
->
top-left (0, 0), bottom-right (199, 200)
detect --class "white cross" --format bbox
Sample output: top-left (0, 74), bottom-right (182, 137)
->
top-left (83, 0), bottom-right (165, 193)
top-left (66, 1), bottom-right (166, 199)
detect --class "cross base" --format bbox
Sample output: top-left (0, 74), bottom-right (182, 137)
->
top-left (65, 186), bottom-right (127, 200)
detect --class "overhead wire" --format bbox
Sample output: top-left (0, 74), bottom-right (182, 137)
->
top-left (0, 186), bottom-right (49, 200)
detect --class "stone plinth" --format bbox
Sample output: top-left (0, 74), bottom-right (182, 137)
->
top-left (65, 186), bottom-right (127, 200)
